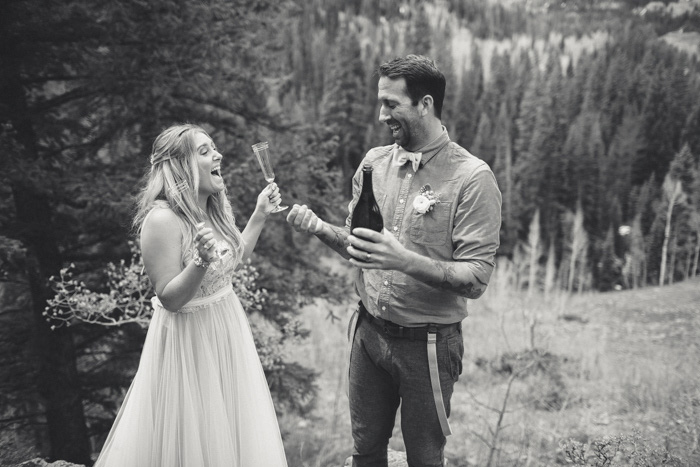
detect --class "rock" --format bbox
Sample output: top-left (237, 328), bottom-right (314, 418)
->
top-left (13, 459), bottom-right (85, 467)
top-left (343, 449), bottom-right (449, 466)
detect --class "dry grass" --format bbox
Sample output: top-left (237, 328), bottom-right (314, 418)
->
top-left (280, 257), bottom-right (700, 467)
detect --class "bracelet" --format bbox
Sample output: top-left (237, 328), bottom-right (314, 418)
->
top-left (193, 251), bottom-right (210, 269)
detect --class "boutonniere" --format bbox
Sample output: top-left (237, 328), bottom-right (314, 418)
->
top-left (413, 184), bottom-right (440, 215)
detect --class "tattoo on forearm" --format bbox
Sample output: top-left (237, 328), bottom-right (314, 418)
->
top-left (319, 224), bottom-right (350, 257)
top-left (426, 259), bottom-right (484, 298)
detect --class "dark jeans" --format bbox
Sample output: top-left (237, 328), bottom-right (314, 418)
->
top-left (349, 311), bottom-right (464, 467)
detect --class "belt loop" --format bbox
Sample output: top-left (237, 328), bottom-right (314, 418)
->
top-left (427, 331), bottom-right (452, 437)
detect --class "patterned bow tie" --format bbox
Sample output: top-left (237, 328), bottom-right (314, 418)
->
top-left (392, 145), bottom-right (422, 172)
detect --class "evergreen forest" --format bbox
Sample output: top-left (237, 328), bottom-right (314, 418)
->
top-left (1, 0), bottom-right (699, 464)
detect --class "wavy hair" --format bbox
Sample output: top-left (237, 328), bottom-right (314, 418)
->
top-left (133, 124), bottom-right (243, 265)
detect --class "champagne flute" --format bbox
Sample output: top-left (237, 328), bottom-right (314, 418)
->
top-left (251, 142), bottom-right (288, 213)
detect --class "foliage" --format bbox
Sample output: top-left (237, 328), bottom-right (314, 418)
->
top-left (561, 431), bottom-right (685, 466)
top-left (1, 0), bottom-right (313, 460)
top-left (4, 0), bottom-right (700, 461)
top-left (45, 242), bottom-right (314, 412)
top-left (46, 243), bottom-right (153, 329)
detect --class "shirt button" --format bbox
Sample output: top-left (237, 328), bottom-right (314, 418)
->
top-left (399, 199), bottom-right (404, 204)
top-left (384, 280), bottom-right (389, 286)
top-left (381, 306), bottom-right (386, 311)
top-left (393, 226), bottom-right (398, 231)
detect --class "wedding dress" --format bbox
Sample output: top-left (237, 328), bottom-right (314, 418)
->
top-left (95, 236), bottom-right (288, 467)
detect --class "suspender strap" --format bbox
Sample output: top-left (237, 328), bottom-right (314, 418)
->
top-left (427, 331), bottom-right (452, 437)
top-left (346, 306), bottom-right (360, 397)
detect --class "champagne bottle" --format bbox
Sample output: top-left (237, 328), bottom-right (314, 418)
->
top-left (351, 164), bottom-right (384, 233)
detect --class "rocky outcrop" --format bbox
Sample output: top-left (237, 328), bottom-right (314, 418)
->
top-left (11, 459), bottom-right (85, 467)
top-left (344, 450), bottom-right (408, 467)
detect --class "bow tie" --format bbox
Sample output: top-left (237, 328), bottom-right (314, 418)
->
top-left (392, 146), bottom-right (422, 172)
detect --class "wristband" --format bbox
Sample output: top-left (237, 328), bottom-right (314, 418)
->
top-left (313, 217), bottom-right (324, 233)
top-left (193, 252), bottom-right (210, 269)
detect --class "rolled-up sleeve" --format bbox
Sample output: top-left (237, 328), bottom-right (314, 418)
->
top-left (452, 164), bottom-right (502, 287)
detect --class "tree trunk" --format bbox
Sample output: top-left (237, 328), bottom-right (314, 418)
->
top-left (2, 46), bottom-right (91, 461)
top-left (527, 209), bottom-right (540, 297)
top-left (567, 250), bottom-right (577, 293)
top-left (693, 230), bottom-right (700, 278)
top-left (659, 181), bottom-right (679, 286)
top-left (544, 241), bottom-right (556, 299)
top-left (669, 233), bottom-right (677, 285)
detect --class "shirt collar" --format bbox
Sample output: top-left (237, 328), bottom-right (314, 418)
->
top-left (411, 126), bottom-right (450, 168)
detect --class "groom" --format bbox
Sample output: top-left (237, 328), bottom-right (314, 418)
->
top-left (287, 55), bottom-right (501, 467)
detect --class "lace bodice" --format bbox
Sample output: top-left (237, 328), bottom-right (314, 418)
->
top-left (191, 240), bottom-right (239, 299)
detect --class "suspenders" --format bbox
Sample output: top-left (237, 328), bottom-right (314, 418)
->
top-left (427, 329), bottom-right (452, 436)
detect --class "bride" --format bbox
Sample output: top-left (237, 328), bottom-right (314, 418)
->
top-left (94, 124), bottom-right (288, 466)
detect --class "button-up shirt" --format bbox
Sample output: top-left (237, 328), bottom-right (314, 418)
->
top-left (346, 128), bottom-right (502, 326)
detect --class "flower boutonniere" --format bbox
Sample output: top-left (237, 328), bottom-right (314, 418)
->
top-left (413, 184), bottom-right (440, 215)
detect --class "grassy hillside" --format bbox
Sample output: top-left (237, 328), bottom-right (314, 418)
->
top-left (280, 256), bottom-right (700, 466)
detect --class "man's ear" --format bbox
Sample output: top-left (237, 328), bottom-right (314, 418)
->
top-left (420, 95), bottom-right (434, 117)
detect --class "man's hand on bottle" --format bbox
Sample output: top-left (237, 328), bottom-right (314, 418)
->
top-left (347, 228), bottom-right (408, 271)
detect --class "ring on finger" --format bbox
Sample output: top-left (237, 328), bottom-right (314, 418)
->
top-left (365, 252), bottom-right (371, 261)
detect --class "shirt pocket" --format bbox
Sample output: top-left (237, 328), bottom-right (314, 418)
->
top-left (409, 201), bottom-right (453, 246)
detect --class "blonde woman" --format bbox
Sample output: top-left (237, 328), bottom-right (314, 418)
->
top-left (95, 124), bottom-right (288, 467)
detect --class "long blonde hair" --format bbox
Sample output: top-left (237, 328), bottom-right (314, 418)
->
top-left (133, 124), bottom-right (244, 265)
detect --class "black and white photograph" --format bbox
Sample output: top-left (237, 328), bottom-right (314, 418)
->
top-left (1, 0), bottom-right (699, 466)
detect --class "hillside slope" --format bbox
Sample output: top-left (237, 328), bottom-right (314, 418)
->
top-left (455, 277), bottom-right (700, 465)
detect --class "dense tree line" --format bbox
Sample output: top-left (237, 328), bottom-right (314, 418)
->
top-left (281, 0), bottom-right (700, 292)
top-left (1, 0), bottom-right (699, 463)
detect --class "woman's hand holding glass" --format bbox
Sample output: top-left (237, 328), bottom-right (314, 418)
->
top-left (194, 222), bottom-right (219, 264)
top-left (257, 183), bottom-right (283, 216)
top-left (251, 142), bottom-right (288, 213)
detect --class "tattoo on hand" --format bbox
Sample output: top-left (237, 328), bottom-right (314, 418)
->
top-left (427, 260), bottom-right (484, 298)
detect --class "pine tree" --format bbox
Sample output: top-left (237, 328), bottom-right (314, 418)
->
top-left (513, 62), bottom-right (541, 168)
top-left (659, 145), bottom-right (693, 285)
top-left (471, 112), bottom-right (495, 166)
top-left (597, 226), bottom-right (621, 291)
top-left (565, 200), bottom-right (589, 294)
top-left (604, 110), bottom-right (643, 222)
top-left (544, 240), bottom-right (557, 298)
top-left (493, 102), bottom-right (515, 254)
top-left (320, 24), bottom-right (369, 196)
top-left (405, 3), bottom-right (432, 55)
top-left (513, 55), bottom-right (567, 246)
top-left (688, 151), bottom-right (700, 278)
top-left (527, 209), bottom-right (541, 296)
top-left (681, 102), bottom-right (700, 158)
top-left (624, 214), bottom-right (647, 288)
top-left (0, 0), bottom-right (290, 460)
top-left (450, 44), bottom-right (483, 150)
top-left (634, 48), bottom-right (690, 185)
top-left (600, 53), bottom-right (633, 147)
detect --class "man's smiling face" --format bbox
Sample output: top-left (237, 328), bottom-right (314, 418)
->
top-left (377, 76), bottom-right (425, 151)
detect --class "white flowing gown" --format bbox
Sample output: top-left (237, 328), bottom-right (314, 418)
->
top-left (95, 237), bottom-right (288, 467)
